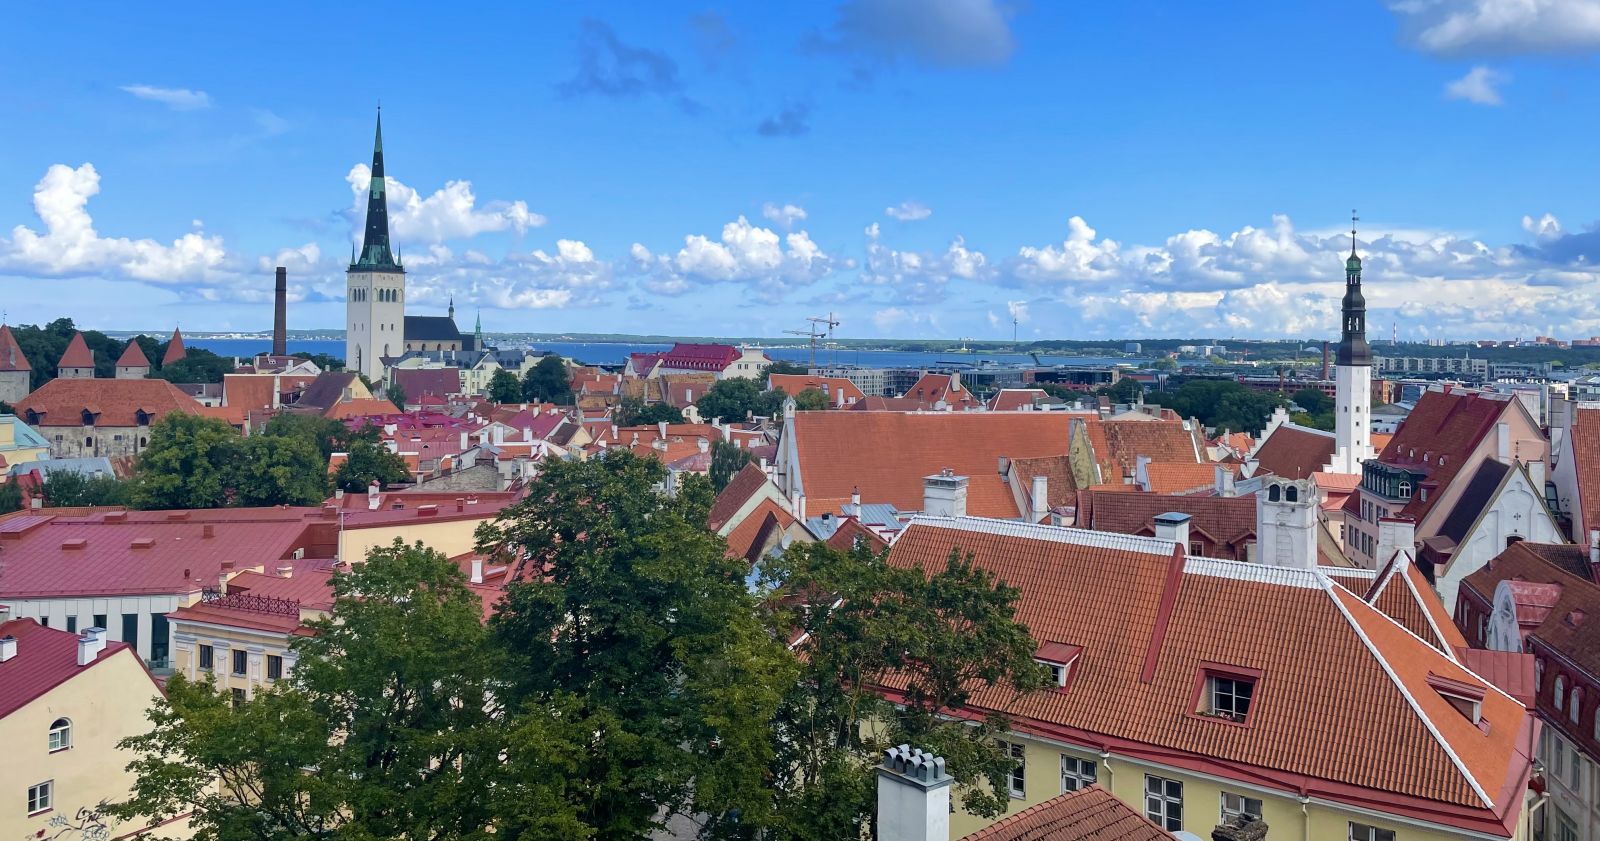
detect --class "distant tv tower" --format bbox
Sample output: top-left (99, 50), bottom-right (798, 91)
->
top-left (1392, 321), bottom-right (1398, 346)
top-left (1013, 313), bottom-right (1018, 343)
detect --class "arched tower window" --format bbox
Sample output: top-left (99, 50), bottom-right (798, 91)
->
top-left (1572, 687), bottom-right (1584, 724)
top-left (1268, 484), bottom-right (1281, 502)
top-left (48, 718), bottom-right (71, 751)
top-left (1285, 485), bottom-right (1299, 503)
top-left (1556, 676), bottom-right (1567, 710)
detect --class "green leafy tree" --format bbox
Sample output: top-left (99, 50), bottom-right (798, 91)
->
top-left (39, 470), bottom-right (131, 507)
top-left (231, 435), bottom-right (328, 506)
top-left (291, 352), bottom-right (345, 371)
top-left (757, 541), bottom-right (1048, 839)
top-left (488, 368), bottom-right (523, 404)
top-left (386, 381), bottom-right (407, 408)
top-left (130, 414), bottom-right (241, 510)
top-left (151, 348), bottom-right (236, 384)
top-left (1096, 376), bottom-right (1144, 403)
top-left (1292, 387), bottom-right (1334, 415)
top-left (260, 414), bottom-right (347, 463)
top-left (110, 541), bottom-right (590, 841)
top-left (696, 377), bottom-right (764, 423)
top-left (478, 451), bottom-right (796, 838)
top-left (0, 480), bottom-right (22, 514)
top-left (709, 439), bottom-right (753, 493)
top-left (1153, 356), bottom-right (1178, 371)
top-left (332, 438), bottom-right (411, 493)
top-left (522, 355), bottom-right (573, 404)
top-left (1164, 379), bottom-right (1287, 434)
top-left (614, 395), bottom-right (686, 426)
top-left (761, 360), bottom-right (807, 377)
top-left (791, 387), bottom-right (830, 411)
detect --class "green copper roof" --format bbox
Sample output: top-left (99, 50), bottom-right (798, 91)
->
top-left (351, 110), bottom-right (402, 272)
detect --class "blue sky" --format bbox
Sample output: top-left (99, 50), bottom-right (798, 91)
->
top-left (3, 1), bottom-right (1600, 341)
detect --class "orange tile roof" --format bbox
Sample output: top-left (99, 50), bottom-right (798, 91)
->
top-left (1251, 424), bottom-right (1334, 479)
top-left (0, 325), bottom-right (32, 372)
top-left (223, 374), bottom-right (277, 411)
top-left (958, 784), bottom-right (1173, 841)
top-left (1362, 553), bottom-right (1469, 654)
top-left (788, 412), bottom-right (1079, 517)
top-left (1006, 455), bottom-right (1081, 508)
top-left (1086, 418), bottom-right (1203, 482)
top-left (323, 398), bottom-right (402, 420)
top-left (723, 497), bottom-right (794, 560)
top-left (903, 373), bottom-right (979, 409)
top-left (880, 518), bottom-right (1532, 832)
top-left (14, 378), bottom-right (203, 427)
top-left (709, 462), bottom-right (772, 531)
top-left (58, 332), bottom-right (95, 369)
top-left (1375, 390), bottom-right (1515, 522)
top-left (162, 327), bottom-right (186, 365)
top-left (1567, 406), bottom-right (1600, 538)
top-left (987, 388), bottom-right (1055, 412)
top-left (769, 374), bottom-right (866, 406)
top-left (115, 340), bottom-right (150, 368)
top-left (1142, 462), bottom-right (1233, 494)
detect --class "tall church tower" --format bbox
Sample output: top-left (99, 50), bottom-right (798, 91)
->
top-left (346, 110), bottom-right (405, 381)
top-left (1325, 213), bottom-right (1376, 474)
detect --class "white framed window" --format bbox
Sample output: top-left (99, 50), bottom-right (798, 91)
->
top-left (1349, 822), bottom-right (1395, 841)
top-left (27, 780), bottom-right (52, 815)
top-left (998, 740), bottom-right (1025, 798)
top-left (1060, 754), bottom-right (1096, 793)
top-left (1556, 676), bottom-right (1567, 711)
top-left (1201, 673), bottom-right (1255, 722)
top-left (47, 718), bottom-right (71, 752)
top-left (1572, 688), bottom-right (1584, 724)
top-left (1144, 774), bottom-right (1183, 831)
top-left (1220, 791), bottom-right (1261, 822)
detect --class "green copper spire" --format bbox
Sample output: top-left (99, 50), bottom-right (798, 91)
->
top-left (1337, 209), bottom-right (1370, 367)
top-left (351, 109), bottom-right (402, 272)
top-left (474, 309), bottom-right (482, 341)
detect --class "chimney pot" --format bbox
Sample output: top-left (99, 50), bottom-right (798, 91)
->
top-left (875, 744), bottom-right (952, 841)
top-left (470, 558), bottom-right (484, 584)
top-left (1153, 512), bottom-right (1192, 549)
top-left (77, 628), bottom-right (107, 666)
top-left (1030, 474), bottom-right (1049, 518)
top-left (276, 565), bottom-right (294, 578)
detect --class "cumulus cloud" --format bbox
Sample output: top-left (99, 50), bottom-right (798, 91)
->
top-left (762, 202), bottom-right (808, 228)
top-left (1387, 0), bottom-right (1600, 55)
top-left (120, 84), bottom-right (212, 110)
top-left (635, 215), bottom-right (837, 299)
top-left (885, 200), bottom-right (932, 221)
top-left (345, 164), bottom-right (543, 246)
top-left (1445, 65), bottom-right (1508, 104)
top-left (0, 163), bottom-right (229, 283)
top-left (862, 221), bottom-right (991, 297)
top-left (829, 0), bottom-right (1017, 66)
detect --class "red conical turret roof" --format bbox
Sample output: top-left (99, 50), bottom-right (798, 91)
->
top-left (0, 325), bottom-right (31, 372)
top-left (59, 332), bottom-right (94, 370)
top-left (116, 340), bottom-right (151, 368)
top-left (162, 328), bottom-right (187, 365)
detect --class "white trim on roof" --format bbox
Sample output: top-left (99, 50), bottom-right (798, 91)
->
top-left (906, 515), bottom-right (1177, 557)
top-left (1320, 578), bottom-right (1496, 810)
top-left (1183, 557), bottom-right (1324, 589)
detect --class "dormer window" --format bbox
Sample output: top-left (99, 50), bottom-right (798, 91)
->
top-left (1195, 665), bottom-right (1259, 724)
top-left (1397, 480), bottom-right (1411, 500)
top-left (1035, 641), bottom-right (1082, 690)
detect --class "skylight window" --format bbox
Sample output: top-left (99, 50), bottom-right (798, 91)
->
top-left (1427, 672), bottom-right (1485, 725)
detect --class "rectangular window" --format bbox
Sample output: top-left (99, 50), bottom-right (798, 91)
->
top-left (232, 649), bottom-right (248, 676)
top-left (150, 613), bottom-right (170, 665)
top-left (1144, 775), bottom-right (1183, 831)
top-left (231, 688), bottom-right (246, 708)
top-left (1221, 791), bottom-right (1262, 822)
top-left (1348, 823), bottom-right (1395, 841)
top-left (1060, 755), bottom-right (1096, 793)
top-left (999, 741), bottom-right (1025, 798)
top-left (65, 616), bottom-right (77, 633)
top-left (1202, 674), bottom-right (1255, 722)
top-left (267, 655), bottom-right (283, 680)
top-left (27, 780), bottom-right (52, 815)
top-left (39, 616), bottom-right (49, 628)
top-left (121, 613), bottom-right (139, 652)
top-left (93, 614), bottom-right (107, 631)
top-left (198, 645), bottom-right (214, 671)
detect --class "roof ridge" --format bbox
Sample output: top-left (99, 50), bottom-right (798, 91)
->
top-left (1182, 556), bottom-right (1325, 589)
top-left (906, 515), bottom-right (1176, 557)
top-left (1320, 577), bottom-right (1496, 809)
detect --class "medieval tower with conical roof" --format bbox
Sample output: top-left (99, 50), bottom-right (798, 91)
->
top-left (346, 110), bottom-right (406, 381)
top-left (1325, 214), bottom-right (1377, 474)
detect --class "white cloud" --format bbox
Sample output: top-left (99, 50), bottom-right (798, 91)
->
top-left (885, 200), bottom-right (932, 221)
top-left (1445, 65), bottom-right (1508, 104)
top-left (638, 215), bottom-right (837, 298)
top-left (1387, 0), bottom-right (1600, 55)
top-left (1522, 212), bottom-right (1564, 242)
top-left (120, 84), bottom-right (213, 110)
top-left (1007, 299), bottom-right (1029, 323)
top-left (345, 164), bottom-right (544, 246)
top-left (861, 222), bottom-right (991, 298)
top-left (0, 163), bottom-right (228, 283)
top-left (762, 202), bottom-right (808, 227)
top-left (1012, 216), bottom-right (1127, 283)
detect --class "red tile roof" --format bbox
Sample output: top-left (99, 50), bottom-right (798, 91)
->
top-left (904, 373), bottom-right (979, 409)
top-left (787, 412), bottom-right (1080, 517)
top-left (1085, 418), bottom-right (1203, 482)
top-left (116, 340), bottom-right (150, 368)
top-left (1567, 406), bottom-right (1600, 538)
top-left (1006, 455), bottom-right (1081, 509)
top-left (1076, 490), bottom-right (1256, 548)
top-left (394, 367), bottom-right (463, 401)
top-left (958, 785), bottom-right (1173, 841)
top-left (14, 377), bottom-right (204, 427)
top-left (324, 398), bottom-right (403, 420)
top-left (1462, 541), bottom-right (1600, 678)
top-left (1143, 462), bottom-right (1234, 494)
top-left (987, 388), bottom-right (1055, 412)
top-left (223, 373), bottom-right (277, 411)
top-left (0, 619), bottom-right (144, 719)
top-left (1251, 424), bottom-right (1334, 479)
top-left (58, 332), bottom-right (95, 369)
top-left (769, 374), bottom-right (866, 407)
top-left (162, 328), bottom-right (186, 365)
top-left (1362, 552), bottom-right (1470, 654)
top-left (1374, 390), bottom-right (1515, 522)
top-left (723, 497), bottom-right (795, 561)
top-left (709, 462), bottom-right (773, 531)
top-left (823, 516), bottom-right (888, 553)
top-left (0, 508), bottom-right (331, 599)
top-left (0, 325), bottom-right (31, 372)
top-left (657, 343), bottom-right (741, 372)
top-left (880, 518), bottom-right (1532, 832)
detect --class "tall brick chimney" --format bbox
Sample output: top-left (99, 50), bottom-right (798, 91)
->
top-left (1321, 340), bottom-right (1331, 380)
top-left (273, 266), bottom-right (288, 357)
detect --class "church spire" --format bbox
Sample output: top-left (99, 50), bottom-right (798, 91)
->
top-left (448, 295), bottom-right (455, 319)
top-left (352, 109), bottom-right (400, 271)
top-left (1337, 209), bottom-right (1370, 367)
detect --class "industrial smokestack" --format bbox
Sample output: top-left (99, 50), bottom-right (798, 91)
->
top-left (273, 266), bottom-right (288, 357)
top-left (1321, 341), bottom-right (1330, 380)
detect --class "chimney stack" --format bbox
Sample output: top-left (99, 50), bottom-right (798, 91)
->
top-left (1377, 516), bottom-right (1417, 565)
top-left (1030, 474), bottom-right (1049, 520)
top-left (1256, 479), bottom-right (1319, 568)
top-left (1154, 512), bottom-right (1191, 549)
top-left (273, 266), bottom-right (288, 357)
top-left (0, 635), bottom-right (16, 662)
top-left (77, 627), bottom-right (107, 666)
top-left (1322, 341), bottom-right (1331, 380)
top-left (470, 558), bottom-right (484, 585)
top-left (876, 745), bottom-right (952, 841)
top-left (922, 469), bottom-right (969, 518)
top-left (1214, 464), bottom-right (1237, 497)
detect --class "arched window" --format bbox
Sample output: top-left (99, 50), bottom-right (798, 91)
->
top-left (1572, 688), bottom-right (1583, 724)
top-left (1285, 485), bottom-right (1299, 503)
top-left (1556, 676), bottom-right (1567, 711)
top-left (1268, 484), bottom-right (1281, 502)
top-left (1397, 481), bottom-right (1411, 500)
top-left (1536, 658), bottom-right (1544, 687)
top-left (1594, 708), bottom-right (1600, 742)
top-left (48, 718), bottom-right (71, 751)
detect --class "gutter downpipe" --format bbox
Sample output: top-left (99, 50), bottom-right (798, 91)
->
top-left (1299, 792), bottom-right (1312, 841)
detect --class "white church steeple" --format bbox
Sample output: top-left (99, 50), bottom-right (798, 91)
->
top-left (1325, 211), bottom-right (1376, 474)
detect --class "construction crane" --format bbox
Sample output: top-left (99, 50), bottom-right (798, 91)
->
top-left (783, 313), bottom-right (840, 369)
